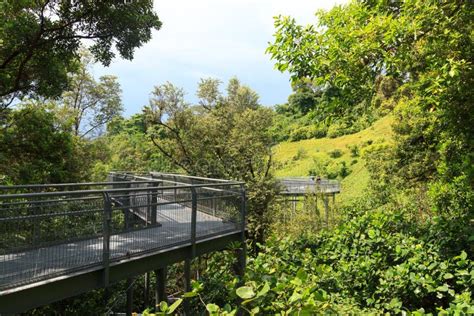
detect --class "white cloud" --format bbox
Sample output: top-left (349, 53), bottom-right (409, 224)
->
top-left (93, 0), bottom-right (347, 115)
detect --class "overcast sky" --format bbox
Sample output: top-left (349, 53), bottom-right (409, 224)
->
top-left (92, 0), bottom-right (346, 117)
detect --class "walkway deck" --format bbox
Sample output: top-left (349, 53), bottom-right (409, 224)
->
top-left (0, 201), bottom-right (237, 291)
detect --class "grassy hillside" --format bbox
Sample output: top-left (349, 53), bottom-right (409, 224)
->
top-left (273, 115), bottom-right (394, 205)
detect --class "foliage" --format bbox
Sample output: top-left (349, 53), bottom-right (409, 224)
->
top-left (327, 149), bottom-right (342, 159)
top-left (144, 78), bottom-right (278, 244)
top-left (0, 103), bottom-right (83, 184)
top-left (214, 206), bottom-right (474, 313)
top-left (147, 204), bottom-right (472, 315)
top-left (347, 144), bottom-right (359, 157)
top-left (0, 0), bottom-right (161, 107)
top-left (274, 115), bottom-right (394, 205)
top-left (57, 49), bottom-right (123, 138)
top-left (268, 0), bottom-right (474, 216)
top-left (92, 114), bottom-right (173, 179)
top-left (292, 148), bottom-right (307, 161)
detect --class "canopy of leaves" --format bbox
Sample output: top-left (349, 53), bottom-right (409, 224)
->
top-left (0, 103), bottom-right (81, 184)
top-left (0, 0), bottom-right (161, 107)
top-left (144, 78), bottom-right (278, 243)
top-left (58, 49), bottom-right (123, 138)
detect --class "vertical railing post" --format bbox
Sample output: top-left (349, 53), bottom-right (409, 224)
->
top-left (103, 192), bottom-right (112, 287)
top-left (148, 182), bottom-right (158, 225)
top-left (124, 181), bottom-right (131, 230)
top-left (237, 184), bottom-right (247, 279)
top-left (190, 187), bottom-right (197, 258)
top-left (173, 175), bottom-right (177, 202)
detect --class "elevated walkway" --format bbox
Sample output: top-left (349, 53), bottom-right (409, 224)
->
top-left (0, 173), bottom-right (246, 314)
top-left (279, 177), bottom-right (340, 195)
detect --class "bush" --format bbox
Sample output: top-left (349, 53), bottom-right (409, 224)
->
top-left (308, 154), bottom-right (330, 177)
top-left (177, 208), bottom-right (474, 315)
top-left (347, 144), bottom-right (359, 157)
top-left (328, 149), bottom-right (343, 158)
top-left (293, 148), bottom-right (308, 161)
top-left (327, 121), bottom-right (349, 138)
top-left (326, 160), bottom-right (351, 179)
top-left (289, 125), bottom-right (310, 141)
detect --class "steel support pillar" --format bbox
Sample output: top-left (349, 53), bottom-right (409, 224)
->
top-left (155, 267), bottom-right (167, 305)
top-left (183, 259), bottom-right (191, 315)
top-left (126, 278), bottom-right (133, 316)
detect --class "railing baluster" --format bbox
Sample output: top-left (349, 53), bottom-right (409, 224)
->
top-left (103, 192), bottom-right (112, 287)
top-left (190, 187), bottom-right (197, 258)
top-left (148, 182), bottom-right (157, 225)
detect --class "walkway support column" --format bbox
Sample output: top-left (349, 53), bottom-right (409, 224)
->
top-left (126, 278), bottom-right (134, 316)
top-left (236, 184), bottom-right (247, 280)
top-left (144, 272), bottom-right (150, 307)
top-left (183, 259), bottom-right (192, 315)
top-left (155, 267), bottom-right (167, 305)
top-left (323, 194), bottom-right (329, 227)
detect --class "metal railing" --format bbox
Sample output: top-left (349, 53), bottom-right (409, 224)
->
top-left (278, 177), bottom-right (340, 194)
top-left (0, 173), bottom-right (245, 291)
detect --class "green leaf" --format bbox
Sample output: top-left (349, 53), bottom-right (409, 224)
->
top-left (289, 290), bottom-right (302, 303)
top-left (437, 284), bottom-right (449, 292)
top-left (256, 282), bottom-right (270, 298)
top-left (368, 229), bottom-right (376, 239)
top-left (167, 299), bottom-right (182, 314)
top-left (206, 303), bottom-right (219, 313)
top-left (159, 301), bottom-right (168, 312)
top-left (443, 273), bottom-right (454, 279)
top-left (290, 277), bottom-right (302, 286)
top-left (296, 268), bottom-right (308, 281)
top-left (236, 286), bottom-right (255, 299)
top-left (182, 291), bottom-right (198, 298)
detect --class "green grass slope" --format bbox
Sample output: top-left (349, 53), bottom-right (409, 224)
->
top-left (273, 115), bottom-right (394, 205)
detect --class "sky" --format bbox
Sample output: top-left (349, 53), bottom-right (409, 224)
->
top-left (92, 0), bottom-right (346, 117)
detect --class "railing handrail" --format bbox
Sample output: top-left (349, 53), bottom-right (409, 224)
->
top-left (0, 182), bottom-right (243, 200)
top-left (149, 172), bottom-right (238, 183)
top-left (0, 180), bottom-right (160, 190)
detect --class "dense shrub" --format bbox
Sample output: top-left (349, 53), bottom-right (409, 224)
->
top-left (326, 121), bottom-right (350, 138)
top-left (292, 148), bottom-right (307, 161)
top-left (347, 144), bottom-right (359, 157)
top-left (326, 160), bottom-right (351, 179)
top-left (328, 149), bottom-right (343, 158)
top-left (174, 207), bottom-right (474, 315)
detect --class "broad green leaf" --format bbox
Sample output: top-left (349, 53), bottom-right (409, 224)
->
top-left (167, 299), bottom-right (182, 314)
top-left (182, 291), bottom-right (198, 298)
top-left (206, 303), bottom-right (219, 313)
top-left (159, 301), bottom-right (168, 312)
top-left (256, 282), bottom-right (270, 298)
top-left (236, 286), bottom-right (255, 299)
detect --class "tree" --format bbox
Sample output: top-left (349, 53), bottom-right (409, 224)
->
top-left (58, 50), bottom-right (123, 138)
top-left (144, 78), bottom-right (278, 244)
top-left (0, 0), bottom-right (161, 108)
top-left (0, 103), bottom-right (81, 184)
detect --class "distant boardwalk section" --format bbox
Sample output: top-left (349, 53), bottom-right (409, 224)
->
top-left (0, 172), bottom-right (246, 313)
top-left (279, 177), bottom-right (340, 195)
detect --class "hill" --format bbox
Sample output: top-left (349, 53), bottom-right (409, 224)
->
top-left (273, 115), bottom-right (394, 205)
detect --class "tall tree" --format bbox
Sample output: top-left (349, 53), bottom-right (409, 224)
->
top-left (144, 78), bottom-right (278, 244)
top-left (58, 50), bottom-right (123, 138)
top-left (0, 0), bottom-right (161, 108)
